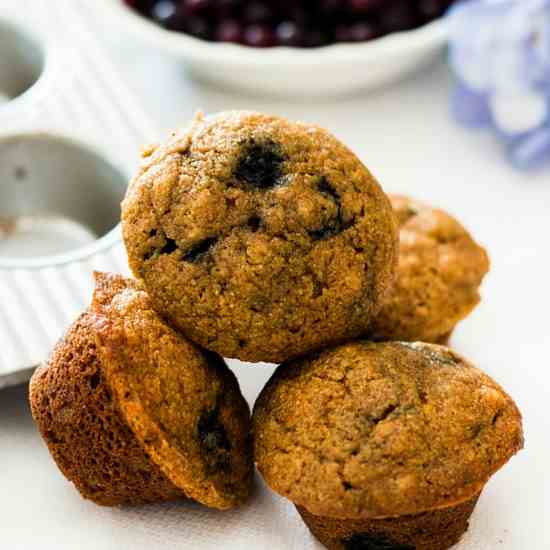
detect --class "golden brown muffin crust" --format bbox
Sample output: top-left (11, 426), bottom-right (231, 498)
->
top-left (29, 313), bottom-right (183, 506)
top-left (30, 273), bottom-right (253, 509)
top-left (122, 111), bottom-right (398, 363)
top-left (253, 341), bottom-right (523, 519)
top-left (91, 272), bottom-right (253, 509)
top-left (369, 195), bottom-right (490, 343)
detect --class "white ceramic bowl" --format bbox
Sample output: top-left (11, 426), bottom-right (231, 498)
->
top-left (98, 0), bottom-right (448, 97)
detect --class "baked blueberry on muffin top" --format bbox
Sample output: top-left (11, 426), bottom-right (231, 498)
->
top-left (253, 341), bottom-right (523, 550)
top-left (30, 272), bottom-right (253, 509)
top-left (122, 111), bottom-right (398, 363)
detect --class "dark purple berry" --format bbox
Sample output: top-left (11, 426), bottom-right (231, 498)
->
top-left (334, 24), bottom-right (351, 42)
top-left (320, 0), bottom-right (346, 13)
top-left (151, 0), bottom-right (177, 24)
top-left (285, 6), bottom-right (310, 26)
top-left (343, 533), bottom-right (414, 550)
top-left (303, 28), bottom-right (329, 48)
top-left (380, 1), bottom-right (420, 32)
top-left (235, 141), bottom-right (284, 188)
top-left (243, 1), bottom-right (274, 24)
top-left (131, 0), bottom-right (455, 48)
top-left (276, 21), bottom-right (302, 47)
top-left (243, 24), bottom-right (276, 47)
top-left (418, 0), bottom-right (446, 20)
top-left (182, 0), bottom-right (211, 13)
top-left (216, 0), bottom-right (241, 18)
top-left (215, 19), bottom-right (243, 43)
top-left (182, 238), bottom-right (218, 262)
top-left (186, 16), bottom-right (211, 40)
top-left (349, 0), bottom-right (385, 13)
top-left (348, 21), bottom-right (379, 42)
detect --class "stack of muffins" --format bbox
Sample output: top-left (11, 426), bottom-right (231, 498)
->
top-left (30, 111), bottom-right (523, 550)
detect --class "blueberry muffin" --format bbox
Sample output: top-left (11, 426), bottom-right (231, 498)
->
top-left (30, 272), bottom-right (253, 509)
top-left (122, 111), bottom-right (398, 363)
top-left (253, 341), bottom-right (523, 550)
top-left (369, 195), bottom-right (490, 344)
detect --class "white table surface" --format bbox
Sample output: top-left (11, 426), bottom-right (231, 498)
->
top-left (1, 17), bottom-right (549, 549)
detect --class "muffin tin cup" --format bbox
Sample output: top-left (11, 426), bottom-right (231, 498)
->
top-left (0, 0), bottom-right (157, 389)
top-left (0, 19), bottom-right (46, 111)
top-left (0, 133), bottom-right (127, 269)
top-left (296, 492), bottom-right (481, 550)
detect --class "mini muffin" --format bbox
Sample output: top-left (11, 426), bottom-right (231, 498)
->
top-left (30, 272), bottom-right (253, 509)
top-left (253, 341), bottom-right (523, 550)
top-left (369, 195), bottom-right (490, 344)
top-left (122, 111), bottom-right (398, 363)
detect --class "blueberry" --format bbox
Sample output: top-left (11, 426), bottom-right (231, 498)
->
top-left (133, 0), bottom-right (453, 48)
top-left (235, 141), bottom-right (285, 188)
top-left (243, 1), bottom-right (275, 24)
top-left (320, 0), bottom-right (346, 14)
top-left (348, 21), bottom-right (379, 42)
top-left (318, 176), bottom-right (339, 202)
top-left (349, 0), bottom-right (385, 13)
top-left (335, 24), bottom-right (352, 42)
top-left (247, 215), bottom-right (262, 232)
top-left (418, 0), bottom-right (447, 20)
top-left (151, 0), bottom-right (176, 23)
top-left (143, 235), bottom-right (178, 261)
top-left (343, 533), bottom-right (415, 550)
top-left (160, 237), bottom-right (178, 255)
top-left (276, 21), bottom-right (303, 47)
top-left (310, 177), bottom-right (354, 240)
top-left (182, 237), bottom-right (218, 262)
top-left (303, 28), bottom-right (330, 48)
top-left (243, 24), bottom-right (276, 47)
top-left (182, 0), bottom-right (211, 13)
top-left (197, 407), bottom-right (232, 472)
top-left (380, 1), bottom-right (420, 32)
top-left (198, 409), bottom-right (231, 452)
top-left (216, 19), bottom-right (243, 43)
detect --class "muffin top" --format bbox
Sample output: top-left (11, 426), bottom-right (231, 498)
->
top-left (91, 272), bottom-right (253, 509)
top-left (122, 111), bottom-right (397, 363)
top-left (253, 341), bottom-right (523, 519)
top-left (369, 195), bottom-right (490, 343)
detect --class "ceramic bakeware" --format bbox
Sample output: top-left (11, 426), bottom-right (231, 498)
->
top-left (0, 0), bottom-right (157, 389)
top-left (99, 0), bottom-right (448, 97)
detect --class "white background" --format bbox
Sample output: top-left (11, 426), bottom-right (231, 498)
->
top-left (1, 8), bottom-right (549, 550)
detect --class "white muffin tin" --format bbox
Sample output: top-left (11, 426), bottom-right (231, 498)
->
top-left (0, 0), bottom-right (157, 388)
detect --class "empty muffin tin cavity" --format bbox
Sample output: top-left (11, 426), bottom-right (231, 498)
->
top-left (0, 19), bottom-right (45, 105)
top-left (0, 134), bottom-right (127, 267)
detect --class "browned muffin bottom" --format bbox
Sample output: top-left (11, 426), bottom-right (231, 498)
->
top-left (30, 272), bottom-right (253, 509)
top-left (296, 493), bottom-right (480, 550)
top-left (29, 314), bottom-right (182, 506)
top-left (122, 111), bottom-right (398, 363)
top-left (368, 195), bottom-right (490, 344)
top-left (253, 341), bottom-right (523, 550)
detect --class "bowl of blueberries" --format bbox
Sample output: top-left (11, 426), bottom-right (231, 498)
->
top-left (102, 0), bottom-right (453, 96)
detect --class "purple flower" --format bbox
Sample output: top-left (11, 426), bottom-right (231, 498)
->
top-left (448, 0), bottom-right (550, 169)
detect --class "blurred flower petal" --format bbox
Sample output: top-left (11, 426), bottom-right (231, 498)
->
top-left (490, 91), bottom-right (548, 134)
top-left (448, 0), bottom-right (550, 168)
top-left (451, 81), bottom-right (493, 127)
top-left (508, 126), bottom-right (550, 168)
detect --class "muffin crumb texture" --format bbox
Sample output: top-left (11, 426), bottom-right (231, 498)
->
top-left (253, 341), bottom-right (523, 519)
top-left (29, 313), bottom-right (182, 506)
top-left (122, 111), bottom-right (398, 362)
top-left (30, 272), bottom-right (253, 509)
top-left (369, 195), bottom-right (490, 344)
